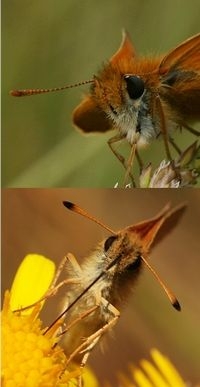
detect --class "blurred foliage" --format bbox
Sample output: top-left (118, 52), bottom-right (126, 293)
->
top-left (2, 0), bottom-right (200, 187)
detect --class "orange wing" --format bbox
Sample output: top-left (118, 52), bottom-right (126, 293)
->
top-left (159, 33), bottom-right (200, 74)
top-left (73, 96), bottom-right (113, 133)
top-left (158, 33), bottom-right (200, 119)
top-left (126, 203), bottom-right (186, 251)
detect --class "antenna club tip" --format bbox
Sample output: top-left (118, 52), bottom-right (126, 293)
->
top-left (173, 299), bottom-right (181, 311)
top-left (63, 201), bottom-right (75, 210)
top-left (10, 90), bottom-right (24, 97)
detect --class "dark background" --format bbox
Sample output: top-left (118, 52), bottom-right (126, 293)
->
top-left (2, 189), bottom-right (200, 384)
top-left (2, 0), bottom-right (200, 187)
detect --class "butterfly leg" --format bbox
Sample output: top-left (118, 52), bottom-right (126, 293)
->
top-left (49, 253), bottom-right (80, 288)
top-left (123, 142), bottom-right (137, 187)
top-left (61, 305), bottom-right (99, 337)
top-left (169, 136), bottom-right (182, 155)
top-left (135, 149), bottom-right (144, 171)
top-left (66, 296), bottom-right (120, 385)
top-left (155, 96), bottom-right (172, 161)
top-left (108, 135), bottom-right (136, 186)
top-left (16, 253), bottom-right (81, 312)
top-left (79, 298), bottom-right (120, 387)
top-left (57, 305), bottom-right (99, 387)
top-left (182, 122), bottom-right (200, 137)
top-left (39, 252), bottom-right (81, 298)
top-left (77, 335), bottom-right (100, 387)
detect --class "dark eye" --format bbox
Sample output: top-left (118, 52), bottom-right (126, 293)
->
top-left (104, 235), bottom-right (117, 252)
top-left (124, 75), bottom-right (144, 99)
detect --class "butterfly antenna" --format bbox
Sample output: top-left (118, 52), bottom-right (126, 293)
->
top-left (10, 79), bottom-right (94, 97)
top-left (63, 201), bottom-right (115, 234)
top-left (141, 255), bottom-right (181, 311)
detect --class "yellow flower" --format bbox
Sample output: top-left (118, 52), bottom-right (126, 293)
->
top-left (118, 349), bottom-right (187, 387)
top-left (2, 254), bottom-right (195, 387)
top-left (1, 254), bottom-right (98, 387)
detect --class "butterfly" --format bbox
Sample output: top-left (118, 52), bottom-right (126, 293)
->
top-left (11, 31), bottom-right (200, 184)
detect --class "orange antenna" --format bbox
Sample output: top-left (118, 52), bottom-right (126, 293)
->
top-left (141, 255), bottom-right (181, 311)
top-left (63, 201), bottom-right (115, 235)
top-left (10, 79), bottom-right (94, 97)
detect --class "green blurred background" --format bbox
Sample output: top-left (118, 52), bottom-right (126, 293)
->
top-left (2, 189), bottom-right (200, 384)
top-left (2, 0), bottom-right (200, 187)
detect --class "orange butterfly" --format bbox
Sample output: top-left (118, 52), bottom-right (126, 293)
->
top-left (46, 200), bottom-right (185, 367)
top-left (11, 31), bottom-right (200, 183)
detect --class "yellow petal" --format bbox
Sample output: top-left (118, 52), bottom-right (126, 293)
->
top-left (140, 359), bottom-right (169, 387)
top-left (83, 366), bottom-right (99, 387)
top-left (132, 368), bottom-right (154, 387)
top-left (151, 349), bottom-right (186, 387)
top-left (10, 254), bottom-right (55, 313)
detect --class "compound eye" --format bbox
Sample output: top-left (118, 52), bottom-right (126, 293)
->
top-left (124, 75), bottom-right (144, 99)
top-left (104, 235), bottom-right (117, 252)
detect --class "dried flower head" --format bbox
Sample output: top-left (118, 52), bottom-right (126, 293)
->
top-left (139, 141), bottom-right (199, 188)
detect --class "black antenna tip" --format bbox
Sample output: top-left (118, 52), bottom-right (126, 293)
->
top-left (63, 201), bottom-right (75, 210)
top-left (173, 299), bottom-right (181, 311)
